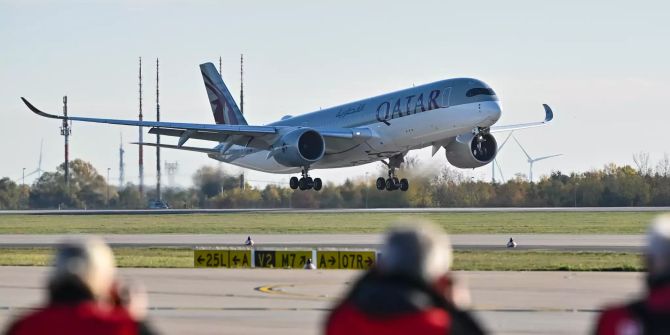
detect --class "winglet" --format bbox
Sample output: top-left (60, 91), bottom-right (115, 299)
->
top-left (490, 103), bottom-right (555, 133)
top-left (21, 98), bottom-right (63, 119)
top-left (542, 104), bottom-right (553, 122)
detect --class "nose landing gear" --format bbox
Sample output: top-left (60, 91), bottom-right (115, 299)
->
top-left (289, 168), bottom-right (322, 191)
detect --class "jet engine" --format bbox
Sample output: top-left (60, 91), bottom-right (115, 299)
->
top-left (444, 133), bottom-right (497, 169)
top-left (272, 128), bottom-right (326, 167)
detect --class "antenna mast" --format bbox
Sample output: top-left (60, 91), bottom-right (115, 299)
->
top-left (156, 58), bottom-right (161, 201)
top-left (60, 96), bottom-right (71, 188)
top-left (138, 57), bottom-right (144, 198)
top-left (240, 53), bottom-right (244, 114)
top-left (119, 133), bottom-right (125, 187)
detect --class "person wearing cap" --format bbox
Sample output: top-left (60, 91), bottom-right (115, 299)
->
top-left (3, 238), bottom-right (156, 335)
top-left (325, 221), bottom-right (486, 335)
top-left (594, 215), bottom-right (670, 334)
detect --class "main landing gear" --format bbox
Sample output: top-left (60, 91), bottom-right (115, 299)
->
top-left (375, 154), bottom-right (409, 192)
top-left (289, 168), bottom-right (322, 191)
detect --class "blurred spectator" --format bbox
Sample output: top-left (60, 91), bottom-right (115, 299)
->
top-left (3, 238), bottom-right (156, 335)
top-left (595, 215), bottom-right (670, 335)
top-left (325, 221), bottom-right (485, 335)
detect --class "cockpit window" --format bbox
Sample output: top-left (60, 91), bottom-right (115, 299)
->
top-left (466, 87), bottom-right (496, 97)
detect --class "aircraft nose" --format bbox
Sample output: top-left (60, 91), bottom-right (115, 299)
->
top-left (487, 101), bottom-right (502, 123)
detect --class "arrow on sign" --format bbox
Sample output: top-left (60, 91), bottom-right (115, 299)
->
top-left (300, 256), bottom-right (306, 265)
top-left (365, 257), bottom-right (374, 267)
top-left (197, 255), bottom-right (205, 264)
top-left (232, 255), bottom-right (240, 265)
top-left (328, 256), bottom-right (336, 266)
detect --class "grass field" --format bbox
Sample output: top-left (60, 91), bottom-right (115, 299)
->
top-left (0, 248), bottom-right (643, 271)
top-left (0, 211), bottom-right (658, 234)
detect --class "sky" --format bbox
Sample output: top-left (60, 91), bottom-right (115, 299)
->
top-left (1, 0), bottom-right (669, 188)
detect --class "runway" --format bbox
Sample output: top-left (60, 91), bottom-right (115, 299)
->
top-left (0, 234), bottom-right (645, 252)
top-left (0, 267), bottom-right (644, 335)
top-left (0, 207), bottom-right (668, 215)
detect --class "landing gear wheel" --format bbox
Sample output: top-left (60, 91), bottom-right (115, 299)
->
top-left (298, 177), bottom-right (308, 190)
top-left (289, 177), bottom-right (299, 190)
top-left (385, 178), bottom-right (396, 191)
top-left (399, 178), bottom-right (409, 192)
top-left (313, 178), bottom-right (322, 191)
top-left (376, 177), bottom-right (386, 190)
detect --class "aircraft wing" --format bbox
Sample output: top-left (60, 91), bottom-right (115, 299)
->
top-left (490, 104), bottom-right (554, 133)
top-left (22, 97), bottom-right (376, 152)
top-left (132, 142), bottom-right (220, 154)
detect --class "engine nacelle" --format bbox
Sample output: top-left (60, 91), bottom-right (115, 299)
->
top-left (273, 128), bottom-right (326, 167)
top-left (444, 133), bottom-right (497, 169)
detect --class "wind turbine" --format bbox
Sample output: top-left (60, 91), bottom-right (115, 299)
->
top-left (513, 135), bottom-right (562, 183)
top-left (23, 139), bottom-right (44, 180)
top-left (492, 132), bottom-right (514, 183)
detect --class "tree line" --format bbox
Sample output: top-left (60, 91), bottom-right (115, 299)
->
top-left (0, 154), bottom-right (668, 209)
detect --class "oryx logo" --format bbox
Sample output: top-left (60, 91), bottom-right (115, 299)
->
top-left (202, 71), bottom-right (239, 125)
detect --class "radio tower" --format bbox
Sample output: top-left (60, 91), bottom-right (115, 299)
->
top-left (239, 54), bottom-right (245, 188)
top-left (138, 57), bottom-right (144, 197)
top-left (60, 96), bottom-right (71, 187)
top-left (165, 161), bottom-right (178, 187)
top-left (240, 53), bottom-right (244, 115)
top-left (119, 133), bottom-right (125, 188)
top-left (217, 56), bottom-right (223, 171)
top-left (156, 58), bottom-right (161, 201)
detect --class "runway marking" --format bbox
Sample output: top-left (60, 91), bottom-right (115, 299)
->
top-left (254, 283), bottom-right (604, 314)
top-left (255, 284), bottom-right (335, 300)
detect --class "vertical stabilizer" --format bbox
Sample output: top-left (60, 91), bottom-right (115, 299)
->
top-left (200, 62), bottom-right (247, 125)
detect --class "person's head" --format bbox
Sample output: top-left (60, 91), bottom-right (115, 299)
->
top-left (49, 238), bottom-right (117, 301)
top-left (379, 221), bottom-right (453, 293)
top-left (646, 215), bottom-right (670, 283)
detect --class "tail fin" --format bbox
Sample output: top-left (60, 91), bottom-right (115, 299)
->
top-left (200, 62), bottom-right (247, 125)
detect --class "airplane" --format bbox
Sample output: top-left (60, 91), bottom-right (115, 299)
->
top-left (21, 62), bottom-right (554, 192)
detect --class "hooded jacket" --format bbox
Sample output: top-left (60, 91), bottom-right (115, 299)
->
top-left (4, 277), bottom-right (155, 335)
top-left (326, 271), bottom-right (486, 335)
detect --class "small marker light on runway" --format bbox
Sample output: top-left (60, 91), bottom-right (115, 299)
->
top-left (303, 258), bottom-right (316, 270)
top-left (507, 237), bottom-right (517, 248)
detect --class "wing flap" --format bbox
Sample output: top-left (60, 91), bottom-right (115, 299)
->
top-left (132, 142), bottom-right (219, 154)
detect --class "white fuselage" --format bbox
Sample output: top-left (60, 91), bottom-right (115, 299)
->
top-left (210, 100), bottom-right (502, 173)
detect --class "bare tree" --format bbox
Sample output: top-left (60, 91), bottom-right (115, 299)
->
top-left (656, 153), bottom-right (670, 177)
top-left (633, 152), bottom-right (652, 176)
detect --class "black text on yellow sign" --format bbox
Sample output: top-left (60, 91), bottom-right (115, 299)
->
top-left (254, 250), bottom-right (312, 268)
top-left (317, 251), bottom-right (376, 270)
top-left (194, 249), bottom-right (251, 268)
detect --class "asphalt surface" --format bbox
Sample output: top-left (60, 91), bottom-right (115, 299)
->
top-left (0, 207), bottom-right (668, 215)
top-left (0, 233), bottom-right (645, 252)
top-left (0, 267), bottom-right (644, 335)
